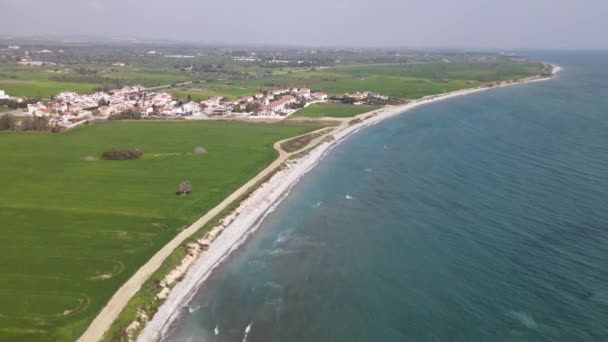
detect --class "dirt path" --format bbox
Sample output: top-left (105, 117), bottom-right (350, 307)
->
top-left (77, 126), bottom-right (334, 342)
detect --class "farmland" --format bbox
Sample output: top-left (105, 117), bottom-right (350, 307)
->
top-left (173, 61), bottom-right (544, 101)
top-left (0, 120), bottom-right (322, 341)
top-left (290, 103), bottom-right (381, 118)
top-left (0, 43), bottom-right (544, 102)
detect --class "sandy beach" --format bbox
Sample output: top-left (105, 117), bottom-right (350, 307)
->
top-left (135, 65), bottom-right (561, 341)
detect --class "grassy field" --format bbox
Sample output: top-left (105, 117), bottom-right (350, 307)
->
top-left (0, 79), bottom-right (100, 98)
top-left (290, 103), bottom-right (381, 118)
top-left (179, 61), bottom-right (543, 101)
top-left (170, 84), bottom-right (255, 102)
top-left (0, 120), bottom-right (322, 341)
top-left (0, 60), bottom-right (543, 100)
top-left (0, 65), bottom-right (191, 98)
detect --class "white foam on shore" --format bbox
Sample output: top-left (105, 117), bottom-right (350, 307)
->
top-left (137, 67), bottom-right (561, 342)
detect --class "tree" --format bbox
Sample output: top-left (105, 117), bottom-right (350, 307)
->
top-left (176, 181), bottom-right (192, 195)
top-left (33, 116), bottom-right (49, 131)
top-left (245, 102), bottom-right (261, 113)
top-left (187, 94), bottom-right (192, 102)
top-left (21, 116), bottom-right (35, 131)
top-left (0, 114), bottom-right (15, 130)
top-left (108, 109), bottom-right (142, 120)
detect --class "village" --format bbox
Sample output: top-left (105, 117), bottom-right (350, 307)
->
top-left (2, 85), bottom-right (389, 129)
top-left (20, 86), bottom-right (327, 126)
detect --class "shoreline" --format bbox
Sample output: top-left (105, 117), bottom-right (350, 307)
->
top-left (136, 65), bottom-right (561, 341)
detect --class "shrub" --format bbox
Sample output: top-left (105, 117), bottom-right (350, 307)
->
top-left (108, 109), bottom-right (142, 120)
top-left (0, 114), bottom-right (15, 130)
top-left (176, 181), bottom-right (192, 195)
top-left (100, 148), bottom-right (143, 160)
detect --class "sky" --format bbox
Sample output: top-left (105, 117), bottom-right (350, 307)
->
top-left (1, 0), bottom-right (606, 49)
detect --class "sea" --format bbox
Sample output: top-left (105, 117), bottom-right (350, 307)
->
top-left (165, 52), bottom-right (608, 341)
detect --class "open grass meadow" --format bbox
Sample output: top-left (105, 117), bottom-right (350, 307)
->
top-left (0, 120), bottom-right (322, 341)
top-left (0, 79), bottom-right (100, 98)
top-left (290, 103), bottom-right (381, 118)
top-left (0, 65), bottom-right (190, 99)
top-left (183, 61), bottom-right (543, 101)
top-left (0, 60), bottom-right (543, 100)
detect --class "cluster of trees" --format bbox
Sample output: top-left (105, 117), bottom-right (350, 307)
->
top-left (108, 109), bottom-right (142, 120)
top-left (0, 98), bottom-right (38, 109)
top-left (0, 114), bottom-right (50, 131)
top-left (98, 99), bottom-right (110, 107)
top-left (288, 100), bottom-right (307, 110)
top-left (245, 102), bottom-right (261, 113)
top-left (100, 148), bottom-right (143, 160)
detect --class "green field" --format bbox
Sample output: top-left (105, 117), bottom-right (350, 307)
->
top-left (180, 61), bottom-right (543, 101)
top-left (0, 120), bottom-right (321, 341)
top-left (0, 65), bottom-right (191, 99)
top-left (290, 103), bottom-right (381, 118)
top-left (0, 79), bottom-right (100, 98)
top-left (170, 84), bottom-right (255, 102)
top-left (0, 60), bottom-right (543, 100)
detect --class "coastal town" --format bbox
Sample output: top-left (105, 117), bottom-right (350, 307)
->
top-left (1, 85), bottom-right (393, 129)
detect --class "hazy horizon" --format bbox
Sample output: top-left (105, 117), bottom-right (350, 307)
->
top-left (1, 0), bottom-right (606, 49)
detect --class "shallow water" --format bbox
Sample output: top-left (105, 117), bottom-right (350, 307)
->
top-left (167, 52), bottom-right (608, 342)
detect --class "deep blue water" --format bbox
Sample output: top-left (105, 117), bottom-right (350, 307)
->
top-left (167, 52), bottom-right (608, 342)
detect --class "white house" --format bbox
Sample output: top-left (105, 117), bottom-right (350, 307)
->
top-left (27, 102), bottom-right (50, 116)
top-left (202, 96), bottom-right (223, 108)
top-left (312, 92), bottom-right (328, 101)
top-left (298, 88), bottom-right (311, 99)
top-left (182, 101), bottom-right (203, 115)
top-left (0, 90), bottom-right (9, 100)
top-left (233, 96), bottom-right (254, 105)
top-left (259, 95), bottom-right (297, 116)
top-left (272, 88), bottom-right (290, 96)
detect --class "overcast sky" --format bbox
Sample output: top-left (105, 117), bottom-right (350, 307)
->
top-left (1, 0), bottom-right (606, 49)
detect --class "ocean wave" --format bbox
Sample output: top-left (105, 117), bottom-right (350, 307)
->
top-left (506, 311), bottom-right (538, 329)
top-left (242, 322), bottom-right (252, 342)
top-left (186, 304), bottom-right (200, 314)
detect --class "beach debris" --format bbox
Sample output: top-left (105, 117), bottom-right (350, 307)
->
top-left (83, 155), bottom-right (96, 161)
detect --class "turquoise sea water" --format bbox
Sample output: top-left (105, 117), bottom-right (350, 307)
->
top-left (167, 52), bottom-right (608, 341)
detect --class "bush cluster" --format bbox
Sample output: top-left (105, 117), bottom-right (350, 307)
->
top-left (100, 148), bottom-right (143, 160)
